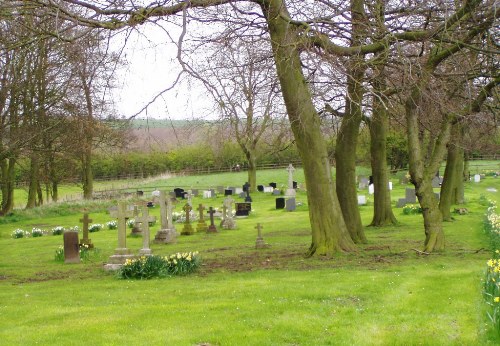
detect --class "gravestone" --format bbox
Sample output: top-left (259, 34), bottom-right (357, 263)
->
top-left (276, 198), bottom-right (285, 209)
top-left (222, 197), bottom-right (236, 230)
top-left (104, 202), bottom-right (135, 270)
top-left (405, 188), bottom-right (416, 203)
top-left (255, 223), bottom-right (268, 249)
top-left (431, 176), bottom-right (441, 188)
top-left (203, 190), bottom-right (212, 198)
top-left (369, 176), bottom-right (374, 185)
top-left (224, 189), bottom-right (233, 196)
top-left (285, 198), bottom-right (296, 212)
top-left (184, 190), bottom-right (194, 207)
top-left (228, 187), bottom-right (236, 194)
top-left (136, 207), bottom-right (155, 256)
top-left (243, 182), bottom-right (252, 202)
top-left (272, 189), bottom-right (281, 195)
top-left (207, 207), bottom-right (218, 233)
top-left (220, 204), bottom-right (228, 228)
top-left (293, 181), bottom-right (298, 189)
top-left (357, 195), bottom-right (367, 205)
top-left (264, 186), bottom-right (273, 193)
top-left (358, 176), bottom-right (369, 190)
top-left (181, 203), bottom-right (194, 235)
top-left (196, 204), bottom-right (208, 232)
top-left (217, 186), bottom-right (225, 194)
top-left (388, 181), bottom-right (393, 190)
top-left (64, 231), bottom-right (80, 264)
top-left (191, 189), bottom-right (199, 196)
top-left (154, 193), bottom-right (177, 244)
top-left (239, 192), bottom-right (246, 199)
top-left (235, 187), bottom-right (243, 194)
top-left (474, 174), bottom-right (481, 183)
top-left (209, 189), bottom-right (216, 197)
top-left (130, 205), bottom-right (142, 235)
top-left (269, 182), bottom-right (277, 189)
top-left (285, 164), bottom-right (296, 197)
top-left (174, 188), bottom-right (185, 198)
top-left (368, 184), bottom-right (374, 195)
top-left (396, 198), bottom-right (407, 208)
top-left (235, 202), bottom-right (251, 216)
top-left (79, 213), bottom-right (94, 249)
top-left (257, 185), bottom-right (264, 192)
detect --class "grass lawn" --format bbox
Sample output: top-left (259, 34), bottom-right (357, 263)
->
top-left (0, 168), bottom-right (499, 345)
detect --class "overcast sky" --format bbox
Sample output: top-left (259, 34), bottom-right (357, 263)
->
top-left (110, 25), bottom-right (213, 121)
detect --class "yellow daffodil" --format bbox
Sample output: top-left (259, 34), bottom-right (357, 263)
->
top-left (494, 297), bottom-right (500, 303)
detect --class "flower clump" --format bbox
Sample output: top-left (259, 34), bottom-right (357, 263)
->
top-left (483, 200), bottom-right (500, 334)
top-left (31, 228), bottom-right (44, 237)
top-left (11, 229), bottom-right (30, 239)
top-left (51, 226), bottom-right (65, 235)
top-left (106, 220), bottom-right (117, 230)
top-left (119, 252), bottom-right (201, 280)
top-left (88, 224), bottom-right (103, 233)
top-left (402, 204), bottom-right (422, 215)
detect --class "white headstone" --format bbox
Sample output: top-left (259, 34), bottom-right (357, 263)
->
top-left (203, 190), bottom-right (212, 198)
top-left (368, 184), bottom-right (374, 195)
top-left (474, 174), bottom-right (480, 183)
top-left (388, 181), bottom-right (393, 190)
top-left (357, 195), bottom-right (367, 205)
top-left (264, 186), bottom-right (274, 193)
top-left (152, 190), bottom-right (160, 197)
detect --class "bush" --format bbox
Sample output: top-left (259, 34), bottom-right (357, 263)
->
top-left (88, 224), bottom-right (103, 233)
top-left (31, 228), bottom-right (44, 237)
top-left (119, 252), bottom-right (201, 279)
top-left (483, 200), bottom-right (500, 335)
top-left (12, 229), bottom-right (28, 239)
top-left (52, 226), bottom-right (65, 235)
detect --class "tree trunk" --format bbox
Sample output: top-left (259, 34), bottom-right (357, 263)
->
top-left (26, 154), bottom-right (40, 209)
top-left (439, 143), bottom-right (459, 221)
top-left (246, 151), bottom-right (257, 193)
top-left (262, 0), bottom-right (355, 255)
top-left (1, 157), bottom-right (16, 214)
top-left (334, 0), bottom-right (367, 243)
top-left (52, 181), bottom-right (58, 202)
top-left (369, 110), bottom-right (397, 226)
top-left (82, 148), bottom-right (93, 199)
top-left (416, 179), bottom-right (445, 251)
top-left (454, 147), bottom-right (465, 204)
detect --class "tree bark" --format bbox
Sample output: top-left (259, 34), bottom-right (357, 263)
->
top-left (26, 154), bottom-right (40, 209)
top-left (335, 0), bottom-right (367, 243)
top-left (1, 157), bottom-right (16, 214)
top-left (246, 151), bottom-right (257, 193)
top-left (262, 0), bottom-right (355, 255)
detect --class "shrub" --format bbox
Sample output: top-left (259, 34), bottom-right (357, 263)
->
top-left (119, 252), bottom-right (201, 279)
top-left (483, 200), bottom-right (500, 335)
top-left (31, 228), bottom-right (44, 237)
top-left (51, 226), bottom-right (65, 235)
top-left (402, 204), bottom-right (422, 215)
top-left (12, 229), bottom-right (28, 239)
top-left (106, 220), bottom-right (117, 230)
top-left (88, 224), bottom-right (103, 233)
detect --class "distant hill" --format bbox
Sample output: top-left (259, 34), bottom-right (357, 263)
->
top-left (129, 118), bottom-right (209, 129)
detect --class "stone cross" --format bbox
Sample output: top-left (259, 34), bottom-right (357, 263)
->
top-left (256, 223), bottom-right (263, 238)
top-left (159, 191), bottom-right (168, 229)
top-left (79, 213), bottom-right (93, 248)
top-left (110, 202), bottom-right (134, 250)
top-left (166, 196), bottom-right (177, 229)
top-left (185, 190), bottom-right (194, 206)
top-left (207, 207), bottom-right (218, 233)
top-left (287, 164), bottom-right (295, 189)
top-left (255, 223), bottom-right (266, 248)
top-left (196, 204), bottom-right (208, 232)
top-left (136, 207), bottom-right (155, 256)
top-left (183, 203), bottom-right (192, 223)
top-left (243, 182), bottom-right (252, 202)
top-left (223, 196), bottom-right (235, 212)
top-left (197, 204), bottom-right (206, 222)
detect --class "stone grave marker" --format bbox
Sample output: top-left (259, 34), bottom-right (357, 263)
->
top-left (181, 203), bottom-right (194, 235)
top-left (228, 186), bottom-right (236, 194)
top-left (357, 195), bottom-right (367, 205)
top-left (255, 223), bottom-right (268, 249)
top-left (64, 231), bottom-right (80, 264)
top-left (293, 181), bottom-right (298, 189)
top-left (79, 213), bottom-right (94, 249)
top-left (276, 197), bottom-right (285, 209)
top-left (243, 182), bottom-right (252, 202)
top-left (104, 202), bottom-right (135, 270)
top-left (431, 176), bottom-right (441, 188)
top-left (257, 185), bottom-right (264, 192)
top-left (207, 207), bottom-right (218, 233)
top-left (285, 197), bottom-right (296, 211)
top-left (196, 204), bottom-right (208, 232)
top-left (222, 197), bottom-right (236, 230)
top-left (272, 189), bottom-right (281, 195)
top-left (235, 202), bottom-right (251, 217)
top-left (285, 164), bottom-right (296, 197)
top-left (269, 182), bottom-right (277, 189)
top-left (388, 181), bottom-right (393, 190)
top-left (264, 186), bottom-right (273, 193)
top-left (405, 188), bottom-right (416, 203)
top-left (220, 204), bottom-right (228, 228)
top-left (130, 205), bottom-right (142, 235)
top-left (203, 190), bottom-right (212, 198)
top-left (235, 187), bottom-right (243, 194)
top-left (154, 192), bottom-right (177, 244)
top-left (174, 188), bottom-right (185, 198)
top-left (184, 190), bottom-right (194, 207)
top-left (474, 174), bottom-right (481, 183)
top-left (136, 207), bottom-right (155, 256)
top-left (368, 184), bottom-right (374, 194)
top-left (217, 186), bottom-right (225, 194)
top-left (358, 176), bottom-right (369, 190)
top-left (191, 189), bottom-right (199, 196)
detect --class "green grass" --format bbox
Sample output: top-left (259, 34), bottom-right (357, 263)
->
top-left (0, 168), bottom-right (499, 345)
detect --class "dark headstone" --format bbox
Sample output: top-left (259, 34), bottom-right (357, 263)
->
top-left (224, 189), bottom-right (233, 196)
top-left (137, 190), bottom-right (144, 197)
top-left (285, 198), bottom-right (296, 211)
top-left (276, 198), bottom-right (285, 209)
top-left (243, 182), bottom-right (252, 202)
top-left (369, 176), bottom-right (374, 185)
top-left (235, 202), bottom-right (251, 216)
top-left (269, 182), bottom-right (277, 189)
top-left (146, 201), bottom-right (154, 208)
top-left (405, 188), bottom-right (416, 203)
top-left (431, 176), bottom-right (441, 188)
top-left (396, 198), bottom-right (407, 208)
top-left (174, 188), bottom-right (185, 198)
top-left (257, 185), bottom-right (264, 192)
top-left (293, 181), bottom-right (297, 189)
top-left (63, 231), bottom-right (80, 264)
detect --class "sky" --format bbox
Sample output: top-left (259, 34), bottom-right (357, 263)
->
top-left (110, 24), bottom-right (213, 121)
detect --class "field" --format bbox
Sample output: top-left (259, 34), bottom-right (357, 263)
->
top-left (0, 167), bottom-right (499, 345)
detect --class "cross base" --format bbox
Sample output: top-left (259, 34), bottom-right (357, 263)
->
top-left (196, 222), bottom-right (208, 232)
top-left (154, 229), bottom-right (177, 244)
top-left (285, 189), bottom-right (296, 197)
top-left (255, 237), bottom-right (269, 249)
top-left (207, 224), bottom-right (218, 233)
top-left (138, 248), bottom-right (153, 256)
top-left (181, 223), bottom-right (194, 235)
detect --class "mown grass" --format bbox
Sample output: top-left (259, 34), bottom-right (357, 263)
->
top-left (0, 167), bottom-right (499, 345)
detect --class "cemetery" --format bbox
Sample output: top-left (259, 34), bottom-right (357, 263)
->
top-left (0, 165), bottom-right (499, 344)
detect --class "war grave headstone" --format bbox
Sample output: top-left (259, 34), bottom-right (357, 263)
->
top-left (276, 197), bottom-right (285, 209)
top-left (64, 231), bottom-right (80, 264)
top-left (181, 203), bottom-right (195, 235)
top-left (174, 188), bottom-right (185, 198)
top-left (154, 191), bottom-right (177, 244)
top-left (285, 197), bottom-right (296, 211)
top-left (137, 207), bottom-right (155, 256)
top-left (196, 204), bottom-right (208, 232)
top-left (104, 202), bottom-right (135, 270)
top-left (243, 182), bottom-right (252, 202)
top-left (235, 202), bottom-right (251, 216)
top-left (222, 197), bottom-right (236, 230)
top-left (207, 207), bottom-right (218, 233)
top-left (357, 195), bottom-right (367, 205)
top-left (257, 185), bottom-right (264, 192)
top-left (285, 164), bottom-right (296, 197)
top-left (255, 223), bottom-right (268, 249)
top-left (79, 213), bottom-right (94, 249)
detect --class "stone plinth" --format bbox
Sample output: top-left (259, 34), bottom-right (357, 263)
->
top-left (154, 229), bottom-right (177, 244)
